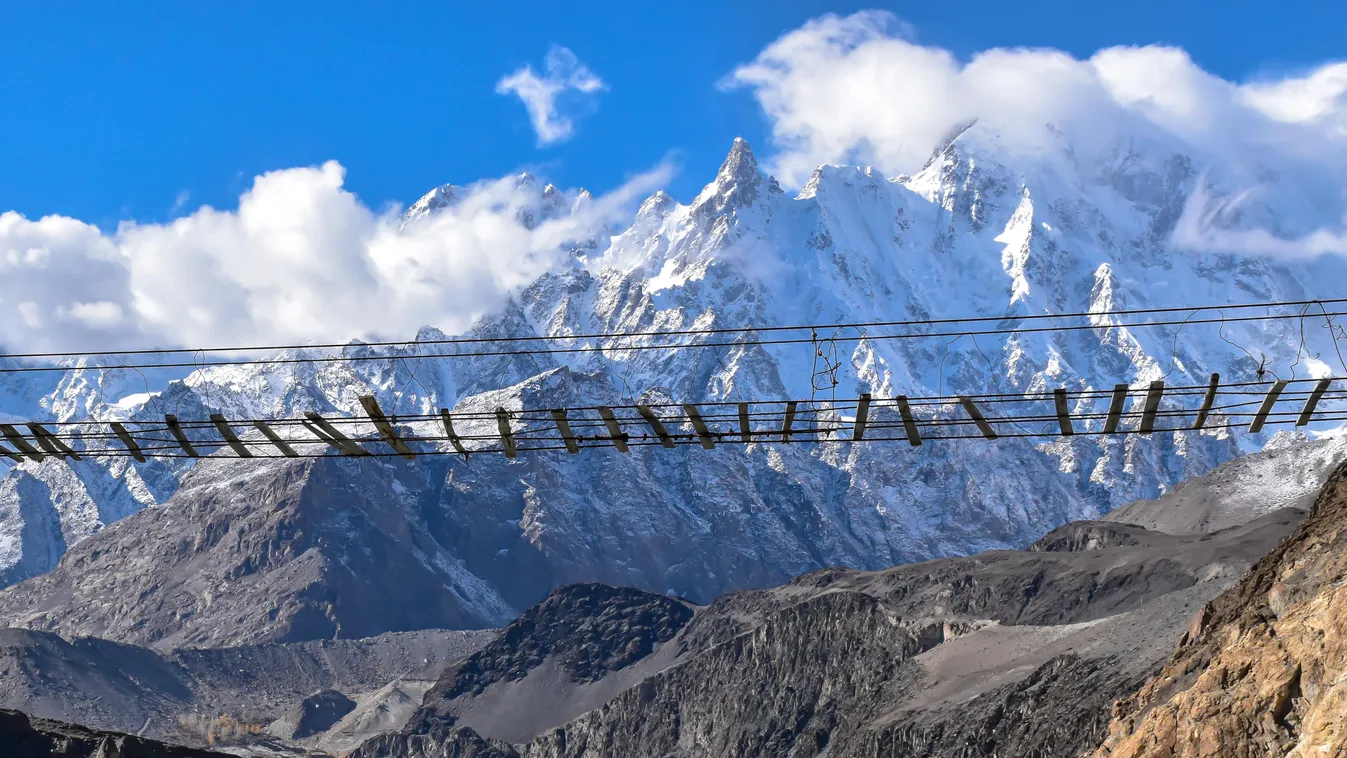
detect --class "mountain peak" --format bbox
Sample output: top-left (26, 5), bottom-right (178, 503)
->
top-left (693, 137), bottom-right (764, 214)
top-left (717, 137), bottom-right (759, 186)
top-left (402, 183), bottom-right (458, 223)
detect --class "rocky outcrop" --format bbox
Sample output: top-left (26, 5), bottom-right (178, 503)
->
top-left (1089, 454), bottom-right (1347, 757)
top-left (1029, 520), bottom-right (1150, 552)
top-left (0, 707), bottom-right (224, 757)
top-left (422, 584), bottom-right (693, 698)
top-left (356, 497), bottom-right (1302, 758)
top-left (267, 688), bottom-right (356, 740)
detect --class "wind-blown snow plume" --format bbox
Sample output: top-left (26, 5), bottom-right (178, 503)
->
top-left (0, 160), bottom-right (671, 352)
top-left (1173, 180), bottom-right (1347, 259)
top-left (496, 45), bottom-right (608, 145)
top-left (726, 10), bottom-right (1347, 258)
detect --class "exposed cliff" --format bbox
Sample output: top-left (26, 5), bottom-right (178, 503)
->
top-left (1090, 453), bottom-right (1347, 757)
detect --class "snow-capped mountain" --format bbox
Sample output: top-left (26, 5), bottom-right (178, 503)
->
top-left (2, 127), bottom-right (1344, 618)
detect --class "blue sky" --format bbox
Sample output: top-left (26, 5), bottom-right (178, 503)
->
top-left (2, 0), bottom-right (1344, 225)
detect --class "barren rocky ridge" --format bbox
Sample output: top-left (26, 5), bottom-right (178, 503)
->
top-left (354, 444), bottom-right (1338, 758)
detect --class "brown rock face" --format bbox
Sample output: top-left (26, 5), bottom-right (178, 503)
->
top-left (1089, 455), bottom-right (1347, 758)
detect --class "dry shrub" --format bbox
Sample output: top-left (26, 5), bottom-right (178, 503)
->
top-left (176, 712), bottom-right (265, 745)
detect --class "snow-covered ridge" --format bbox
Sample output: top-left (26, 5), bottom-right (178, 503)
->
top-left (1, 127), bottom-right (1344, 606)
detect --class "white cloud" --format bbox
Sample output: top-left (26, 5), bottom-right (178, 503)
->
top-left (1240, 63), bottom-right (1347, 130)
top-left (496, 46), bottom-right (607, 146)
top-left (725, 11), bottom-right (1347, 257)
top-left (67, 301), bottom-right (126, 329)
top-left (0, 161), bottom-right (671, 353)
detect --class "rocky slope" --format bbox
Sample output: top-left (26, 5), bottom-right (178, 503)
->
top-left (1089, 453), bottom-right (1347, 756)
top-left (0, 707), bottom-right (225, 757)
top-left (1102, 433), bottom-right (1347, 535)
top-left (4, 128), bottom-right (1345, 605)
top-left (352, 462), bottom-right (1310, 758)
top-left (0, 625), bottom-right (491, 750)
top-left (0, 453), bottom-right (516, 648)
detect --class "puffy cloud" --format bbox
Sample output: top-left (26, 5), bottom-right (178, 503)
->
top-left (725, 11), bottom-right (1347, 257)
top-left (0, 161), bottom-right (671, 353)
top-left (0, 211), bottom-right (143, 352)
top-left (496, 46), bottom-right (608, 146)
top-left (1239, 63), bottom-right (1347, 131)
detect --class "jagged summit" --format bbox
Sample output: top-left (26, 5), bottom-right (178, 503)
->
top-left (719, 136), bottom-right (759, 183)
top-left (637, 189), bottom-right (675, 217)
top-left (414, 325), bottom-right (449, 343)
top-left (403, 183), bottom-right (458, 223)
top-left (692, 137), bottom-right (767, 213)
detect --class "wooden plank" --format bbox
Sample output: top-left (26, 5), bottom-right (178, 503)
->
top-left (252, 421), bottom-right (299, 457)
top-left (1193, 373), bottom-right (1220, 430)
top-left (1053, 388), bottom-right (1073, 437)
top-left (359, 395), bottom-right (415, 460)
top-left (895, 395), bottom-right (921, 446)
top-left (0, 441), bottom-right (23, 463)
top-left (958, 396), bottom-right (998, 440)
top-left (780, 401), bottom-right (797, 443)
top-left (738, 402), bottom-right (751, 442)
top-left (438, 409), bottom-right (470, 460)
top-left (27, 424), bottom-right (81, 461)
top-left (1297, 378), bottom-right (1333, 427)
top-left (683, 404), bottom-right (716, 450)
top-left (1103, 384), bottom-right (1129, 434)
top-left (852, 393), bottom-right (871, 441)
top-left (110, 422), bottom-right (146, 463)
top-left (637, 406), bottom-right (676, 449)
top-left (551, 409), bottom-right (580, 453)
top-left (0, 425), bottom-right (44, 462)
top-left (1139, 381), bottom-right (1164, 434)
top-left (210, 414), bottom-right (253, 458)
top-left (301, 420), bottom-right (335, 450)
top-left (1249, 379), bottom-right (1289, 434)
top-left (597, 407), bottom-right (630, 453)
top-left (303, 412), bottom-right (370, 457)
top-left (164, 415), bottom-right (199, 457)
top-left (495, 408), bottom-right (517, 459)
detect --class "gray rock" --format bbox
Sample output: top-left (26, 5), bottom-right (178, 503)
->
top-left (1029, 520), bottom-right (1150, 552)
top-left (356, 504), bottom-right (1305, 758)
top-left (0, 626), bottom-right (492, 748)
top-left (0, 707), bottom-right (224, 757)
top-left (267, 688), bottom-right (356, 740)
top-left (0, 455), bottom-right (515, 650)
